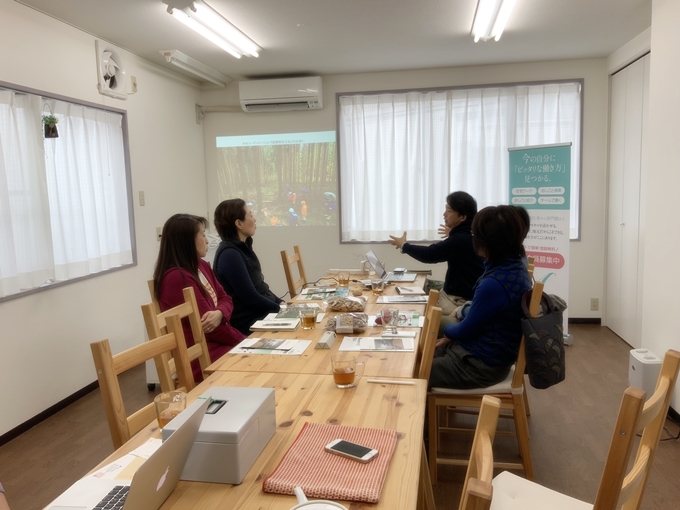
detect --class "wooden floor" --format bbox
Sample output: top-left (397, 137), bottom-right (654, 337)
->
top-left (1, 324), bottom-right (679, 510)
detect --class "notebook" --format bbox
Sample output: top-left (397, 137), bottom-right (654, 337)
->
top-left (364, 250), bottom-right (418, 282)
top-left (47, 397), bottom-right (210, 510)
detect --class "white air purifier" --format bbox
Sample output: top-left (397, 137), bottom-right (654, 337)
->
top-left (629, 349), bottom-right (662, 400)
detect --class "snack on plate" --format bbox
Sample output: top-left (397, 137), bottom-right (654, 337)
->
top-left (324, 313), bottom-right (369, 333)
top-left (325, 295), bottom-right (366, 312)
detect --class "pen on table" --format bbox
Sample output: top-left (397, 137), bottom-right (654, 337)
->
top-left (367, 379), bottom-right (417, 386)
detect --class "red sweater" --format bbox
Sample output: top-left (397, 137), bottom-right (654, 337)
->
top-left (158, 259), bottom-right (245, 381)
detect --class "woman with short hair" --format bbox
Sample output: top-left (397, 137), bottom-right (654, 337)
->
top-left (213, 199), bottom-right (284, 335)
top-left (153, 214), bottom-right (244, 381)
top-left (429, 205), bottom-right (532, 389)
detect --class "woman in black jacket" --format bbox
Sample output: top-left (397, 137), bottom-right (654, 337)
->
top-left (213, 199), bottom-right (284, 335)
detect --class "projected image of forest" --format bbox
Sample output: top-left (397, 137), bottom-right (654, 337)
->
top-left (216, 132), bottom-right (337, 227)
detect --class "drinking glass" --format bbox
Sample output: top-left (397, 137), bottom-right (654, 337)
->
top-left (154, 391), bottom-right (187, 429)
top-left (379, 307), bottom-right (400, 334)
top-left (330, 354), bottom-right (365, 389)
top-left (337, 271), bottom-right (350, 287)
top-left (371, 279), bottom-right (385, 295)
top-left (300, 308), bottom-right (318, 329)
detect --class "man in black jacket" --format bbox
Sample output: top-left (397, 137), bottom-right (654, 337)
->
top-left (388, 191), bottom-right (484, 319)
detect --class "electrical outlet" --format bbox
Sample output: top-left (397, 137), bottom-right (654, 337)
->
top-left (590, 298), bottom-right (599, 311)
top-left (156, 227), bottom-right (162, 241)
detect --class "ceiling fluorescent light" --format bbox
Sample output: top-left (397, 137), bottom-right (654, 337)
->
top-left (471, 0), bottom-right (517, 42)
top-left (164, 0), bottom-right (261, 58)
top-left (160, 50), bottom-right (231, 87)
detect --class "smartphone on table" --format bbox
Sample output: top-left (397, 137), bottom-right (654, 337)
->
top-left (324, 439), bottom-right (379, 463)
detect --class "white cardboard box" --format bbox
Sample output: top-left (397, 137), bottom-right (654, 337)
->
top-left (162, 387), bottom-right (276, 484)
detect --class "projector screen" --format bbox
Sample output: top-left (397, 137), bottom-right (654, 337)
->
top-left (215, 131), bottom-right (337, 227)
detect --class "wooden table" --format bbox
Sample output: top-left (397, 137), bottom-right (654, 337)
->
top-left (89, 371), bottom-right (427, 510)
top-left (205, 289), bottom-right (429, 378)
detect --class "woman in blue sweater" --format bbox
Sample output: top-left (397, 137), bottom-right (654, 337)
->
top-left (429, 205), bottom-right (531, 389)
top-left (213, 199), bottom-right (284, 335)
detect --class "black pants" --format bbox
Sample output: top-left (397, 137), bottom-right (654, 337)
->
top-left (429, 343), bottom-right (510, 390)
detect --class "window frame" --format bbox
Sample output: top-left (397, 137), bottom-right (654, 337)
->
top-left (335, 78), bottom-right (584, 244)
top-left (0, 80), bottom-right (136, 303)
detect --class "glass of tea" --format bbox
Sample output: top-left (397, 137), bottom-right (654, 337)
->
top-left (331, 354), bottom-right (365, 389)
top-left (337, 271), bottom-right (350, 287)
top-left (300, 308), bottom-right (318, 329)
top-left (154, 390), bottom-right (187, 429)
top-left (371, 279), bottom-right (385, 295)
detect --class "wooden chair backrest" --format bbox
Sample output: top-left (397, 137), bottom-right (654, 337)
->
top-left (280, 245), bottom-right (308, 298)
top-left (415, 306), bottom-right (442, 381)
top-left (425, 289), bottom-right (440, 316)
top-left (90, 314), bottom-right (194, 449)
top-left (420, 289), bottom-right (440, 346)
top-left (141, 287), bottom-right (212, 390)
top-left (458, 395), bottom-right (501, 510)
top-left (148, 279), bottom-right (161, 314)
top-left (594, 349), bottom-right (680, 510)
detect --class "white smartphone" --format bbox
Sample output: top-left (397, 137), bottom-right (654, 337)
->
top-left (324, 439), bottom-right (379, 463)
top-left (393, 267), bottom-right (406, 273)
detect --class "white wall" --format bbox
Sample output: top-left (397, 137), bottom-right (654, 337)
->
top-left (200, 59), bottom-right (609, 318)
top-left (640, 0), bottom-right (680, 410)
top-left (0, 0), bottom-right (208, 435)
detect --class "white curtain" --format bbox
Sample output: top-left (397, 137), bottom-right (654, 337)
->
top-left (339, 82), bottom-right (581, 242)
top-left (0, 91), bottom-right (55, 297)
top-left (44, 101), bottom-right (132, 281)
top-left (0, 90), bottom-right (133, 299)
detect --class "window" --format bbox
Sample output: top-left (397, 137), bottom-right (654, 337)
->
top-left (0, 82), bottom-right (135, 301)
top-left (337, 81), bottom-right (582, 242)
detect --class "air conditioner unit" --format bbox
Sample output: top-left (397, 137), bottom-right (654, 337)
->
top-left (239, 76), bottom-right (323, 113)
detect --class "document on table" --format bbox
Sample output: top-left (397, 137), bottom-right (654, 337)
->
top-left (296, 287), bottom-right (350, 301)
top-left (231, 338), bottom-right (312, 355)
top-left (338, 337), bottom-right (415, 352)
top-left (396, 286), bottom-right (426, 295)
top-left (376, 295), bottom-right (428, 304)
top-left (250, 317), bottom-right (300, 331)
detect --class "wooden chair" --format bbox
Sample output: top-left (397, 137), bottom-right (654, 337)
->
top-left (526, 255), bottom-right (535, 281)
top-left (459, 395), bottom-right (501, 510)
top-left (414, 305), bottom-right (442, 510)
top-left (490, 349), bottom-right (680, 510)
top-left (90, 314), bottom-right (194, 449)
top-left (414, 306), bottom-right (442, 381)
top-left (425, 288), bottom-right (440, 316)
top-left (142, 286), bottom-right (212, 390)
top-left (280, 245), bottom-right (308, 297)
top-left (427, 282), bottom-right (544, 483)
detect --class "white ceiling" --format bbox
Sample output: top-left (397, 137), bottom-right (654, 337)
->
top-left (16, 0), bottom-right (651, 83)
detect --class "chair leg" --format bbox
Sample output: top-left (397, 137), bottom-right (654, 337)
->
top-left (427, 395), bottom-right (438, 485)
top-left (418, 443), bottom-right (436, 510)
top-left (513, 393), bottom-right (534, 480)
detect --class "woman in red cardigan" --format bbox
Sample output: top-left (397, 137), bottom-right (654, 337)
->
top-left (152, 214), bottom-right (244, 381)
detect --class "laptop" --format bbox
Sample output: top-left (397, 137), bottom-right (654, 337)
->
top-left (47, 397), bottom-right (210, 510)
top-left (364, 249), bottom-right (418, 282)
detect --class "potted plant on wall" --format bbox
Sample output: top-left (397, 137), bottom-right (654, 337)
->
top-left (42, 114), bottom-right (59, 138)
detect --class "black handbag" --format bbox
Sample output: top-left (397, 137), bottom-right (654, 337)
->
top-left (521, 289), bottom-right (567, 389)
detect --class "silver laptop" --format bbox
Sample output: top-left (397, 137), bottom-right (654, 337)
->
top-left (47, 397), bottom-right (210, 510)
top-left (364, 249), bottom-right (418, 282)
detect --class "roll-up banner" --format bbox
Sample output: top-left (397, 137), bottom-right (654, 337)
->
top-left (509, 143), bottom-right (570, 333)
